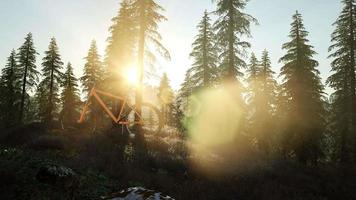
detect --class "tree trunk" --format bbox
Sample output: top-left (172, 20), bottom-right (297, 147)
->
top-left (135, 0), bottom-right (146, 145)
top-left (19, 48), bottom-right (29, 123)
top-left (48, 60), bottom-right (54, 125)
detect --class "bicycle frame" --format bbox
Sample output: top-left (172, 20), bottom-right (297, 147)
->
top-left (78, 87), bottom-right (143, 125)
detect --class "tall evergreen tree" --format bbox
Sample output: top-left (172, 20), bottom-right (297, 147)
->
top-left (132, 0), bottom-right (170, 135)
top-left (81, 40), bottom-right (104, 95)
top-left (105, 0), bottom-right (137, 93)
top-left (279, 11), bottom-right (326, 164)
top-left (81, 40), bottom-right (104, 127)
top-left (246, 53), bottom-right (259, 107)
top-left (246, 53), bottom-right (265, 151)
top-left (157, 73), bottom-right (174, 125)
top-left (188, 10), bottom-right (218, 90)
top-left (326, 0), bottom-right (356, 162)
top-left (0, 50), bottom-right (21, 126)
top-left (214, 0), bottom-right (257, 83)
top-left (17, 33), bottom-right (39, 123)
top-left (60, 62), bottom-right (80, 127)
top-left (258, 50), bottom-right (277, 153)
top-left (38, 38), bottom-right (64, 124)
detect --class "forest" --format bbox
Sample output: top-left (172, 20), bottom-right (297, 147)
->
top-left (0, 0), bottom-right (355, 199)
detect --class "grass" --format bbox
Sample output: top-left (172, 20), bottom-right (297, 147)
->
top-left (0, 123), bottom-right (355, 200)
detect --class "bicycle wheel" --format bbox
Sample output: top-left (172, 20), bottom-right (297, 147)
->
top-left (125, 103), bottom-right (163, 135)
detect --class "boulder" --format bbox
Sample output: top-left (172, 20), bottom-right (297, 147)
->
top-left (102, 187), bottom-right (174, 200)
top-left (36, 165), bottom-right (79, 189)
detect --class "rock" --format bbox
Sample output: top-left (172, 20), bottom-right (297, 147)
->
top-left (36, 165), bottom-right (79, 189)
top-left (102, 187), bottom-right (174, 200)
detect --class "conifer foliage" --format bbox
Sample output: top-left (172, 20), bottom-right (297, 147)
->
top-left (279, 11), bottom-right (325, 163)
top-left (37, 38), bottom-right (64, 124)
top-left (17, 33), bottom-right (39, 123)
top-left (157, 73), bottom-right (174, 125)
top-left (81, 40), bottom-right (104, 94)
top-left (106, 0), bottom-right (137, 93)
top-left (214, 0), bottom-right (257, 82)
top-left (131, 0), bottom-right (170, 135)
top-left (60, 63), bottom-right (80, 126)
top-left (188, 11), bottom-right (218, 90)
top-left (0, 50), bottom-right (21, 126)
top-left (327, 0), bottom-right (356, 163)
top-left (80, 40), bottom-right (104, 126)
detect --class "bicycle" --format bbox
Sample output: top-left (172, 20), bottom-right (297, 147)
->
top-left (77, 87), bottom-right (163, 134)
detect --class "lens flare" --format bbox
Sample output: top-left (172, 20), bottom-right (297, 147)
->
top-left (186, 83), bottom-right (251, 176)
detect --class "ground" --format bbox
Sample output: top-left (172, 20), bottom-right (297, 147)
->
top-left (0, 123), bottom-right (355, 200)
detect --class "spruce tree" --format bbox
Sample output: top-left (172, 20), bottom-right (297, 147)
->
top-left (214, 0), bottom-right (257, 83)
top-left (132, 0), bottom-right (170, 136)
top-left (17, 33), bottom-right (39, 123)
top-left (246, 53), bottom-right (260, 107)
top-left (106, 0), bottom-right (137, 93)
top-left (189, 10), bottom-right (218, 90)
top-left (157, 73), bottom-right (174, 125)
top-left (246, 53), bottom-right (265, 151)
top-left (326, 0), bottom-right (356, 162)
top-left (279, 11), bottom-right (326, 164)
top-left (60, 62), bottom-right (80, 127)
top-left (0, 50), bottom-right (21, 126)
top-left (81, 40), bottom-right (104, 95)
top-left (38, 38), bottom-right (64, 124)
top-left (81, 40), bottom-right (104, 127)
top-left (258, 50), bottom-right (277, 153)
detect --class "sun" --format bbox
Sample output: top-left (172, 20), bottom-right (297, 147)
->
top-left (126, 66), bottom-right (139, 86)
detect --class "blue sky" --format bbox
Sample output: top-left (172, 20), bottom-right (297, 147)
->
top-left (0, 0), bottom-right (341, 92)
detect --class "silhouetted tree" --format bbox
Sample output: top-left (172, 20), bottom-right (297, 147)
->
top-left (246, 53), bottom-right (259, 107)
top-left (81, 40), bottom-right (104, 127)
top-left (0, 50), bottom-right (21, 126)
top-left (105, 0), bottom-right (137, 94)
top-left (257, 50), bottom-right (277, 154)
top-left (60, 62), bottom-right (80, 127)
top-left (81, 40), bottom-right (104, 94)
top-left (132, 0), bottom-right (170, 138)
top-left (214, 0), bottom-right (257, 82)
top-left (37, 38), bottom-right (64, 124)
top-left (246, 53), bottom-right (261, 145)
top-left (157, 73), bottom-right (174, 125)
top-left (188, 10), bottom-right (218, 90)
top-left (17, 33), bottom-right (39, 123)
top-left (326, 0), bottom-right (356, 163)
top-left (279, 11), bottom-right (326, 164)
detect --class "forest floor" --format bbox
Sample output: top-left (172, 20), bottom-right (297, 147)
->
top-left (0, 123), bottom-right (355, 200)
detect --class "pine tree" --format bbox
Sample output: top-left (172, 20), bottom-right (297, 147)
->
top-left (81, 40), bottom-right (104, 127)
top-left (188, 10), bottom-right (218, 90)
top-left (38, 38), bottom-right (64, 124)
top-left (258, 50), bottom-right (277, 153)
top-left (132, 0), bottom-right (170, 136)
top-left (246, 53), bottom-right (265, 150)
top-left (157, 73), bottom-right (174, 125)
top-left (0, 50), bottom-right (21, 126)
top-left (246, 53), bottom-right (260, 107)
top-left (326, 0), bottom-right (356, 163)
top-left (17, 33), bottom-right (39, 123)
top-left (260, 50), bottom-right (277, 114)
top-left (214, 0), bottom-right (257, 83)
top-left (81, 40), bottom-right (104, 95)
top-left (279, 11), bottom-right (326, 164)
top-left (60, 62), bottom-right (80, 126)
top-left (105, 0), bottom-right (137, 93)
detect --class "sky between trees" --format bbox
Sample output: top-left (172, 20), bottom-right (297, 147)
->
top-left (0, 0), bottom-right (341, 92)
